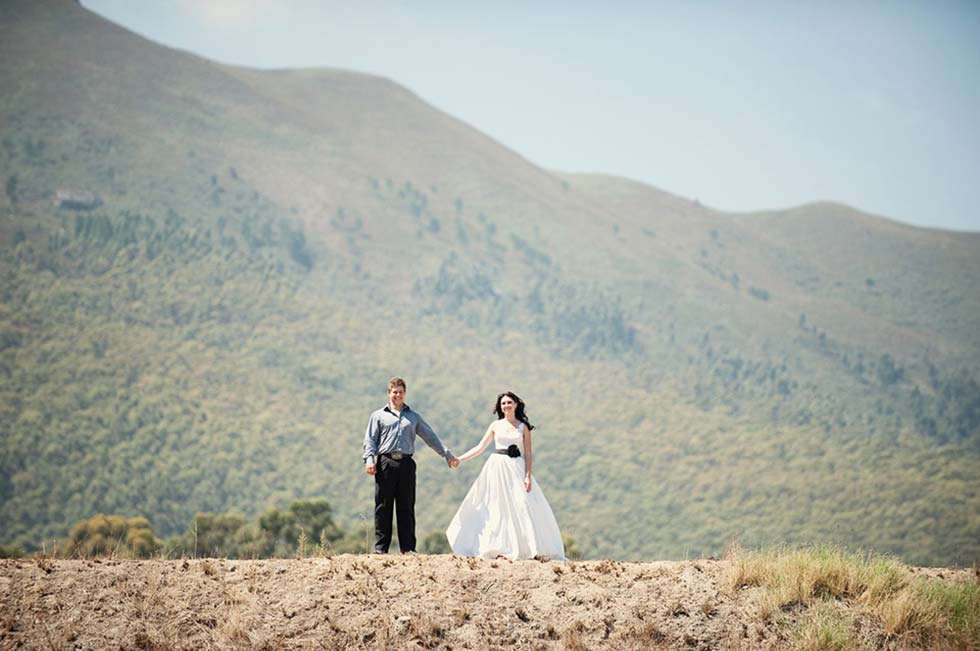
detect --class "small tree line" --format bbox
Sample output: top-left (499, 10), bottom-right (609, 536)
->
top-left (1, 499), bottom-right (366, 559)
top-left (0, 496), bottom-right (585, 560)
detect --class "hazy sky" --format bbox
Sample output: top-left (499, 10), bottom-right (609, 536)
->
top-left (83, 1), bottom-right (980, 232)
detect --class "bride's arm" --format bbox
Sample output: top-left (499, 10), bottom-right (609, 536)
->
top-left (522, 426), bottom-right (532, 492)
top-left (457, 423), bottom-right (495, 463)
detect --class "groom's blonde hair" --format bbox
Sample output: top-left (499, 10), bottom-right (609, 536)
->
top-left (388, 377), bottom-right (407, 391)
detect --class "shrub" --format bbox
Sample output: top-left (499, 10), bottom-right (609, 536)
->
top-left (748, 286), bottom-right (771, 301)
top-left (63, 514), bottom-right (162, 559)
top-left (0, 544), bottom-right (25, 558)
top-left (420, 531), bottom-right (450, 554)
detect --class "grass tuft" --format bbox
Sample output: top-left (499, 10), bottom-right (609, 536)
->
top-left (727, 545), bottom-right (980, 649)
top-left (792, 602), bottom-right (859, 651)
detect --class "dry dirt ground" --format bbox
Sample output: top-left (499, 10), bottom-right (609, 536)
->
top-left (0, 555), bottom-right (968, 650)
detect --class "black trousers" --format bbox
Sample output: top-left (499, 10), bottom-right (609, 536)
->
top-left (374, 455), bottom-right (416, 553)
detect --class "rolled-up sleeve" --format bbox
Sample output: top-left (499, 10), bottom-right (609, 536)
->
top-left (363, 413), bottom-right (380, 465)
top-left (416, 415), bottom-right (451, 459)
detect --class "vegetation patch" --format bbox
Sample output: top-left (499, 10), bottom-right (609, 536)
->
top-left (727, 546), bottom-right (980, 650)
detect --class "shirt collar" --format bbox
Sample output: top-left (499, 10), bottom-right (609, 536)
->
top-left (383, 403), bottom-right (411, 415)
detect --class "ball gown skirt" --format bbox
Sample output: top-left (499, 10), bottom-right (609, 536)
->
top-left (446, 452), bottom-right (566, 560)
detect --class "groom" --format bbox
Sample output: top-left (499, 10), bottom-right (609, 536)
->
top-left (363, 377), bottom-right (459, 554)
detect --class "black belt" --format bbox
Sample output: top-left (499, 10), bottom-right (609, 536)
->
top-left (381, 452), bottom-right (412, 460)
top-left (496, 445), bottom-right (521, 458)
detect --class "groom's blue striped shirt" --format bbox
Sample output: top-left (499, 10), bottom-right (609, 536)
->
top-left (362, 404), bottom-right (453, 465)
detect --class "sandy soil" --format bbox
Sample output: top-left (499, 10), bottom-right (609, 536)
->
top-left (0, 555), bottom-right (969, 650)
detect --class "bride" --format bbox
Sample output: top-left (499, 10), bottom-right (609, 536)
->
top-left (446, 392), bottom-right (566, 560)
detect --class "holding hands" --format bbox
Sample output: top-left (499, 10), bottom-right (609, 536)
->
top-left (368, 458), bottom-right (458, 473)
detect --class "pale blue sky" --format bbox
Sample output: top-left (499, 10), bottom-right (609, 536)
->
top-left (83, 1), bottom-right (980, 232)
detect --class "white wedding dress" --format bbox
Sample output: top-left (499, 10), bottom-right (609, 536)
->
top-left (446, 422), bottom-right (566, 560)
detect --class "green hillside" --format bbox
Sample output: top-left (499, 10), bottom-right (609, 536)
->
top-left (1, 0), bottom-right (978, 565)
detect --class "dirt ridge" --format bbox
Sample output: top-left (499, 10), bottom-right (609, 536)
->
top-left (0, 556), bottom-right (970, 650)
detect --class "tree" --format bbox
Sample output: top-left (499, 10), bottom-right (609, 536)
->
top-left (287, 227), bottom-right (313, 271)
top-left (259, 499), bottom-right (342, 557)
top-left (876, 353), bottom-right (904, 386)
top-left (230, 525), bottom-right (269, 559)
top-left (5, 175), bottom-right (17, 204)
top-left (286, 499), bottom-right (342, 544)
top-left (183, 512), bottom-right (250, 558)
top-left (748, 286), bottom-right (770, 301)
top-left (332, 522), bottom-right (373, 555)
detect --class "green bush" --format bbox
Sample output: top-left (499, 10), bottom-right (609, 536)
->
top-left (0, 544), bottom-right (25, 558)
top-left (420, 531), bottom-right (450, 554)
top-left (64, 514), bottom-right (161, 559)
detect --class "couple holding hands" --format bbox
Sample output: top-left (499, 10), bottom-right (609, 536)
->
top-left (363, 377), bottom-right (566, 560)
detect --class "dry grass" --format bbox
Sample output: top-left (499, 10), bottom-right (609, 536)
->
top-left (613, 622), bottom-right (671, 651)
top-left (727, 545), bottom-right (980, 650)
top-left (792, 602), bottom-right (860, 651)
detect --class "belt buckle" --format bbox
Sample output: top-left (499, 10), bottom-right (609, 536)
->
top-left (389, 452), bottom-right (404, 460)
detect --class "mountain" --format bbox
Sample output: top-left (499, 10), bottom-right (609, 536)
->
top-left (1, 0), bottom-right (978, 565)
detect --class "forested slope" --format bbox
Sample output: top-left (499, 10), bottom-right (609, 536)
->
top-left (1, 0), bottom-right (978, 565)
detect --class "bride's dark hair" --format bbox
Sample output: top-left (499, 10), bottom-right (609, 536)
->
top-left (494, 391), bottom-right (535, 431)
